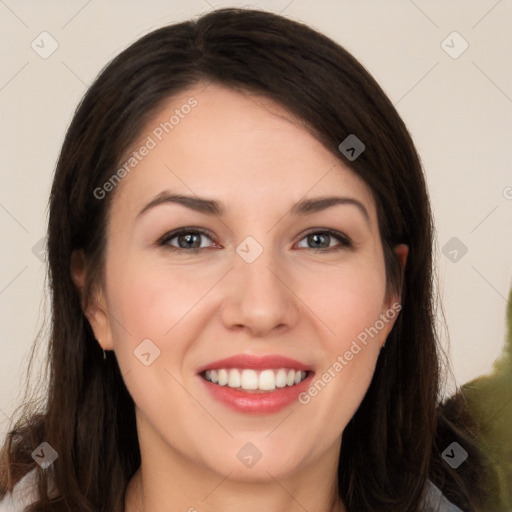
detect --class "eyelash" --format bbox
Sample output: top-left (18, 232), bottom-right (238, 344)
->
top-left (157, 228), bottom-right (353, 254)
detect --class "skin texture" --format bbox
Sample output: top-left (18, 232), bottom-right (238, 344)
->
top-left (72, 82), bottom-right (408, 512)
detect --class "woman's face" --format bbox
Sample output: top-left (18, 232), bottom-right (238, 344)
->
top-left (80, 82), bottom-right (406, 481)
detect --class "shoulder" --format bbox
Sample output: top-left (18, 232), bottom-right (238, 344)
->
top-left (0, 467), bottom-right (59, 512)
top-left (0, 468), bottom-right (38, 512)
top-left (423, 480), bottom-right (465, 511)
top-left (0, 471), bottom-right (461, 512)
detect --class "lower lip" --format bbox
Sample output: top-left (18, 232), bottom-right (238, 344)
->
top-left (198, 373), bottom-right (314, 415)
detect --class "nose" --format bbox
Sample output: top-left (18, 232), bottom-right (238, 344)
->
top-left (219, 243), bottom-right (300, 337)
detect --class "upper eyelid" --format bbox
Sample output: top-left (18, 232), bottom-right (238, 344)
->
top-left (158, 227), bottom-right (214, 246)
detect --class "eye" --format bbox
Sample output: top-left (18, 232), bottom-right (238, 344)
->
top-left (158, 228), bottom-right (217, 252)
top-left (296, 230), bottom-right (352, 252)
top-left (157, 228), bottom-right (352, 253)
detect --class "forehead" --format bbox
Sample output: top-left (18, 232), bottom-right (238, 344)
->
top-left (111, 82), bottom-right (377, 223)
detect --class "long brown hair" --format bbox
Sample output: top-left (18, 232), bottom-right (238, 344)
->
top-left (0, 8), bottom-right (487, 511)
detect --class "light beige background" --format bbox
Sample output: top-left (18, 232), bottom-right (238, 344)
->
top-left (1, 0), bottom-right (511, 440)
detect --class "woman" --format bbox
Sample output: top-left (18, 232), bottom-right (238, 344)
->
top-left (0, 8), bottom-right (488, 512)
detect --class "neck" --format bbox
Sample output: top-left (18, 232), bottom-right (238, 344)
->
top-left (124, 454), bottom-right (346, 512)
top-left (124, 407), bottom-right (346, 512)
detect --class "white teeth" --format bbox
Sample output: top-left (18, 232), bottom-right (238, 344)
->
top-left (202, 368), bottom-right (308, 391)
top-left (241, 369), bottom-right (259, 390)
top-left (227, 368), bottom-right (241, 388)
top-left (275, 368), bottom-right (287, 388)
top-left (218, 369), bottom-right (229, 386)
top-left (259, 369), bottom-right (276, 391)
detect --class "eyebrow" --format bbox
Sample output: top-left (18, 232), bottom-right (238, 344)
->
top-left (137, 192), bottom-right (370, 225)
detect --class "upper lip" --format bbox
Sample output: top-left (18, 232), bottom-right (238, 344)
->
top-left (196, 354), bottom-right (312, 374)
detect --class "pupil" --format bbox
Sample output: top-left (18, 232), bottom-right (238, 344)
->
top-left (310, 233), bottom-right (328, 248)
top-left (180, 233), bottom-right (200, 248)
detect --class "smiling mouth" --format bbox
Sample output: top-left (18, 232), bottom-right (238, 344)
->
top-left (201, 368), bottom-right (309, 393)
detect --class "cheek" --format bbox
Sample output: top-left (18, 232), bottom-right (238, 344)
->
top-left (299, 253), bottom-right (387, 343)
top-left (105, 253), bottom-right (216, 342)
top-left (298, 287), bottom-right (385, 443)
top-left (103, 259), bottom-right (210, 412)
top-left (297, 251), bottom-right (387, 407)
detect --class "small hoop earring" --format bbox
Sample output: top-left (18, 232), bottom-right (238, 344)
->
top-left (97, 339), bottom-right (107, 360)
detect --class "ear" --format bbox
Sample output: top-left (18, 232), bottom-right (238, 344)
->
top-left (70, 250), bottom-right (114, 350)
top-left (394, 243), bottom-right (408, 270)
top-left (379, 243), bottom-right (409, 346)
